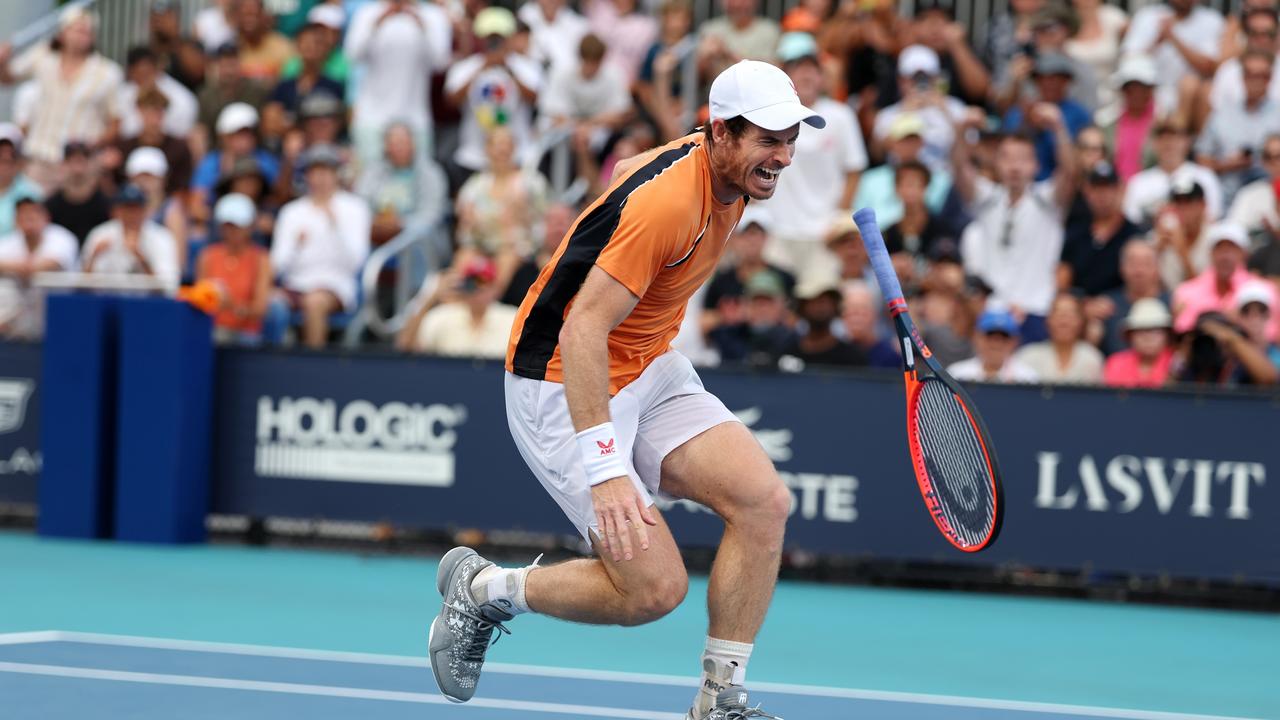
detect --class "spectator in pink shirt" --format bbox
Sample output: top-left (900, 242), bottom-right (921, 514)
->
top-left (1106, 55), bottom-right (1157, 182)
top-left (1103, 297), bottom-right (1176, 388)
top-left (1171, 221), bottom-right (1280, 338)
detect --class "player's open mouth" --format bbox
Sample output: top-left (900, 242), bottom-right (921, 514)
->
top-left (753, 166), bottom-right (780, 186)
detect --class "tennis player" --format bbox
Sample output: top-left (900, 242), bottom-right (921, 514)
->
top-left (428, 60), bottom-right (824, 719)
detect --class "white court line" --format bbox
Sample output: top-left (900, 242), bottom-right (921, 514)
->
top-left (0, 631), bottom-right (62, 646)
top-left (0, 661), bottom-right (680, 720)
top-left (0, 631), bottom-right (1264, 720)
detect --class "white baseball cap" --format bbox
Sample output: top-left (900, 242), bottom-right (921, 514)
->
top-left (306, 4), bottom-right (345, 29)
top-left (216, 102), bottom-right (259, 135)
top-left (125, 146), bottom-right (169, 178)
top-left (898, 45), bottom-right (941, 77)
top-left (709, 60), bottom-right (825, 131)
top-left (214, 193), bottom-right (256, 228)
top-left (1114, 54), bottom-right (1157, 88)
top-left (1236, 281), bottom-right (1274, 311)
top-left (1208, 221), bottom-right (1249, 251)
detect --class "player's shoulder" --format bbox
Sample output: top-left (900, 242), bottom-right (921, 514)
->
top-left (609, 133), bottom-right (706, 213)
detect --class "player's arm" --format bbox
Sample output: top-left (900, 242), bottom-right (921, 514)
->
top-left (559, 267), bottom-right (657, 562)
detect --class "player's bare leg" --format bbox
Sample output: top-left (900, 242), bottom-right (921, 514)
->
top-left (523, 511), bottom-right (688, 626)
top-left (659, 421), bottom-right (791, 718)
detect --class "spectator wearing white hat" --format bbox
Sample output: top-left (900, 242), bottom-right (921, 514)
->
top-left (0, 126), bottom-right (42, 239)
top-left (756, 32), bottom-right (867, 278)
top-left (191, 103), bottom-right (281, 224)
top-left (280, 5), bottom-right (349, 84)
top-left (444, 7), bottom-right (543, 175)
top-left (1120, 0), bottom-right (1223, 117)
top-left (126, 146), bottom-right (188, 274)
top-left (1102, 55), bottom-right (1158, 183)
top-left (1224, 280), bottom-right (1280, 383)
top-left (82, 184), bottom-right (180, 288)
top-left (1195, 49), bottom-right (1280, 202)
top-left (346, 0), bottom-right (452, 166)
top-left (784, 276), bottom-right (867, 368)
top-left (0, 194), bottom-right (78, 339)
top-left (0, 7), bottom-right (123, 190)
top-left (1123, 119), bottom-right (1223, 229)
top-left (1172, 221), bottom-right (1279, 338)
top-left (197, 193), bottom-right (272, 345)
top-left (853, 113), bottom-right (952, 227)
top-left (1103, 297), bottom-right (1176, 388)
top-left (269, 144), bottom-right (371, 348)
top-left (872, 45), bottom-right (967, 174)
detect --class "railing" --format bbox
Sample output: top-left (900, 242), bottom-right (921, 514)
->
top-left (345, 218), bottom-right (449, 345)
top-left (33, 271), bottom-right (175, 295)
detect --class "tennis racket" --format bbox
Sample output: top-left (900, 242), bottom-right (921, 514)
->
top-left (852, 208), bottom-right (1004, 552)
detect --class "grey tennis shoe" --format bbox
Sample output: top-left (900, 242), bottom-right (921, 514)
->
top-left (428, 546), bottom-right (513, 703)
top-left (686, 687), bottom-right (783, 719)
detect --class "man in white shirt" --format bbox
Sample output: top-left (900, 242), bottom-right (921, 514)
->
top-left (82, 184), bottom-right (179, 288)
top-left (947, 307), bottom-right (1040, 383)
top-left (1121, 0), bottom-right (1224, 115)
top-left (445, 8), bottom-right (544, 174)
top-left (1227, 133), bottom-right (1280, 241)
top-left (0, 195), bottom-right (77, 338)
top-left (116, 46), bottom-right (198, 139)
top-left (539, 34), bottom-right (633, 154)
top-left (411, 256), bottom-right (518, 358)
top-left (873, 45), bottom-right (968, 174)
top-left (955, 103), bottom-right (1077, 341)
top-left (269, 145), bottom-right (371, 348)
top-left (1124, 119), bottom-right (1223, 227)
top-left (1195, 49), bottom-right (1280, 202)
top-left (345, 0), bottom-right (452, 165)
top-left (757, 32), bottom-right (867, 277)
top-left (519, 0), bottom-right (590, 74)
top-left (1207, 8), bottom-right (1280, 116)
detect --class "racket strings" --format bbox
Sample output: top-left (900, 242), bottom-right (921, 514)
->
top-left (914, 380), bottom-right (995, 548)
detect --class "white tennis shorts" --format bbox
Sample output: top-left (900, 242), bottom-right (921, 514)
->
top-left (504, 351), bottom-right (739, 543)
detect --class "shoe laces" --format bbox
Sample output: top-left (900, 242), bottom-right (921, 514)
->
top-left (454, 603), bottom-right (511, 663)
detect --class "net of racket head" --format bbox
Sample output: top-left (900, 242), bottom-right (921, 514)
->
top-left (852, 207), bottom-right (1004, 552)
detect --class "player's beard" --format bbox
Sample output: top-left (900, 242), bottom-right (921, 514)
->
top-left (711, 139), bottom-right (781, 202)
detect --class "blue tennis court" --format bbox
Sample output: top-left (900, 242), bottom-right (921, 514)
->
top-left (2, 532), bottom-right (1276, 720)
top-left (0, 632), bottom-right (1264, 720)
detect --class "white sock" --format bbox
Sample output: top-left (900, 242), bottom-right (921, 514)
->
top-left (692, 636), bottom-right (753, 715)
top-left (469, 556), bottom-right (541, 615)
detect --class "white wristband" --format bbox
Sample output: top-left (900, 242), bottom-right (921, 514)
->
top-left (575, 422), bottom-right (628, 486)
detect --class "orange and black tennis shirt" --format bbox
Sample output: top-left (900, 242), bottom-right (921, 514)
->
top-left (506, 132), bottom-right (745, 395)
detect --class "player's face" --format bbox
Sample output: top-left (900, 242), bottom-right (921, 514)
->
top-left (716, 122), bottom-right (800, 201)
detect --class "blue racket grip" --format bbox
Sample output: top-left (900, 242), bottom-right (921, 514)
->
top-left (853, 208), bottom-right (905, 305)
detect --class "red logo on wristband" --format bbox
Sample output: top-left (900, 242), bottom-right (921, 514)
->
top-left (597, 439), bottom-right (616, 455)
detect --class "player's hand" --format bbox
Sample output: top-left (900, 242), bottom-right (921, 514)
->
top-left (590, 476), bottom-right (656, 562)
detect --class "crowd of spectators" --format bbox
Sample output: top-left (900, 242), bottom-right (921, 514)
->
top-left (0, 0), bottom-right (1278, 390)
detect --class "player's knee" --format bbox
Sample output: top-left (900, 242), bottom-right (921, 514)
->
top-left (621, 573), bottom-right (688, 626)
top-left (762, 479), bottom-right (793, 529)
